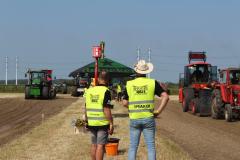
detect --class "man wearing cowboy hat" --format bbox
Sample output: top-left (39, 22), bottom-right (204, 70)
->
top-left (122, 60), bottom-right (169, 160)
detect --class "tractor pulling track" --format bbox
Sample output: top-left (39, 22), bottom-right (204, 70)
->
top-left (0, 95), bottom-right (77, 146)
top-left (0, 95), bottom-right (240, 159)
top-left (157, 99), bottom-right (240, 160)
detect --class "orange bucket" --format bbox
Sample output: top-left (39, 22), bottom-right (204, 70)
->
top-left (105, 138), bottom-right (120, 156)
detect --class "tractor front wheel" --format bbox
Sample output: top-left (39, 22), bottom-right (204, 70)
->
top-left (225, 104), bottom-right (233, 122)
top-left (211, 89), bottom-right (223, 119)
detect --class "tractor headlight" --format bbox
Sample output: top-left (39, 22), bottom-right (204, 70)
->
top-left (234, 97), bottom-right (238, 103)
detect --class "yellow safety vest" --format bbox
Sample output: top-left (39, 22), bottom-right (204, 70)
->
top-left (126, 77), bottom-right (155, 119)
top-left (85, 86), bottom-right (109, 126)
top-left (117, 84), bottom-right (122, 93)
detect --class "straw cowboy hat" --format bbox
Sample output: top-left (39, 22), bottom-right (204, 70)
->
top-left (134, 60), bottom-right (153, 74)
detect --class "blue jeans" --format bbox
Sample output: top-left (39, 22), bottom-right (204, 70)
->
top-left (128, 117), bottom-right (156, 160)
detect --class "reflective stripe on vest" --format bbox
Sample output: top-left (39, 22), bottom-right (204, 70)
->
top-left (126, 77), bottom-right (155, 119)
top-left (85, 86), bottom-right (109, 126)
top-left (128, 100), bottom-right (154, 105)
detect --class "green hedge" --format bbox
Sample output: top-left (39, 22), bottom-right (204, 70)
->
top-left (0, 85), bottom-right (25, 93)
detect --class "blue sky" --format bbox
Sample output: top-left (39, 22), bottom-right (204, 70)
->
top-left (0, 0), bottom-right (239, 82)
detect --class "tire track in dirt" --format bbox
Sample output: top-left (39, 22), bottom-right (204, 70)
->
top-left (0, 95), bottom-right (78, 146)
top-left (156, 100), bottom-right (240, 160)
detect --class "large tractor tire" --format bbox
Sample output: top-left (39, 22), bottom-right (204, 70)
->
top-left (42, 87), bottom-right (49, 99)
top-left (71, 86), bottom-right (80, 97)
top-left (25, 86), bottom-right (31, 99)
top-left (225, 104), bottom-right (233, 122)
top-left (211, 89), bottom-right (224, 119)
top-left (182, 88), bottom-right (194, 112)
top-left (49, 89), bottom-right (56, 99)
top-left (190, 98), bottom-right (199, 115)
top-left (198, 89), bottom-right (212, 116)
top-left (62, 85), bottom-right (68, 94)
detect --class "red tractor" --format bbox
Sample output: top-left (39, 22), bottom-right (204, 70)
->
top-left (179, 52), bottom-right (217, 116)
top-left (211, 68), bottom-right (240, 122)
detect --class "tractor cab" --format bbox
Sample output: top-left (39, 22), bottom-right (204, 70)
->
top-left (27, 70), bottom-right (52, 85)
top-left (182, 52), bottom-right (217, 88)
top-left (25, 69), bottom-right (56, 99)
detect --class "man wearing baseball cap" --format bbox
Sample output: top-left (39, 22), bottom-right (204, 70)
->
top-left (122, 60), bottom-right (169, 160)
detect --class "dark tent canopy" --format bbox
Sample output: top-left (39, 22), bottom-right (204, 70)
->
top-left (69, 58), bottom-right (135, 78)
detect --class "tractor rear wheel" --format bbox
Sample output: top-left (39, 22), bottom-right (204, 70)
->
top-left (211, 89), bottom-right (223, 119)
top-left (225, 104), bottom-right (233, 122)
top-left (42, 87), bottom-right (49, 99)
top-left (25, 86), bottom-right (31, 99)
top-left (182, 88), bottom-right (194, 112)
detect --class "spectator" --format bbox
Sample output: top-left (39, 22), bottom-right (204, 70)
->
top-left (85, 71), bottom-right (114, 160)
top-left (122, 60), bottom-right (169, 160)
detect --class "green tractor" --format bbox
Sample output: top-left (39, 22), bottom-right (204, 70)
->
top-left (25, 69), bottom-right (56, 99)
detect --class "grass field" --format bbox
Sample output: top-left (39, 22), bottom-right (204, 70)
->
top-left (0, 97), bottom-right (190, 160)
top-left (0, 85), bottom-right (25, 93)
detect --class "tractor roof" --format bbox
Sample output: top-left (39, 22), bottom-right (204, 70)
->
top-left (188, 51), bottom-right (206, 64)
top-left (186, 62), bottom-right (211, 67)
top-left (221, 67), bottom-right (240, 71)
top-left (27, 69), bottom-right (52, 73)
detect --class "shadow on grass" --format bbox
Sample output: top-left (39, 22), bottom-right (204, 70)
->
top-left (118, 148), bottom-right (127, 155)
top-left (113, 113), bottom-right (129, 118)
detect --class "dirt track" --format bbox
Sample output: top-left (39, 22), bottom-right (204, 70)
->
top-left (1, 95), bottom-right (240, 160)
top-left (157, 99), bottom-right (240, 160)
top-left (0, 95), bottom-right (77, 146)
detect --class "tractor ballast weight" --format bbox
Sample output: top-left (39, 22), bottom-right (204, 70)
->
top-left (25, 69), bottom-right (56, 99)
top-left (179, 51), bottom-right (217, 116)
top-left (211, 68), bottom-right (240, 122)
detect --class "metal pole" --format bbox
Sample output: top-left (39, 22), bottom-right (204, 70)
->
top-left (94, 58), bottom-right (98, 86)
top-left (148, 48), bottom-right (151, 78)
top-left (5, 56), bottom-right (8, 85)
top-left (137, 48), bottom-right (140, 61)
top-left (16, 56), bottom-right (18, 85)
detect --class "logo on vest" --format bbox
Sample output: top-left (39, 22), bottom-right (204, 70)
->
top-left (133, 85), bottom-right (148, 95)
top-left (90, 94), bottom-right (99, 103)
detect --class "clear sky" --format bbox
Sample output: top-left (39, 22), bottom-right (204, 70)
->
top-left (0, 0), bottom-right (239, 82)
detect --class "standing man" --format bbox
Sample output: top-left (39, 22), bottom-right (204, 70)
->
top-left (116, 83), bottom-right (122, 101)
top-left (85, 71), bottom-right (114, 160)
top-left (122, 60), bottom-right (169, 160)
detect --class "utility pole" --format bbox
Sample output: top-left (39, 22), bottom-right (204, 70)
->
top-left (16, 56), bottom-right (18, 85)
top-left (148, 48), bottom-right (151, 78)
top-left (5, 56), bottom-right (8, 85)
top-left (137, 48), bottom-right (140, 61)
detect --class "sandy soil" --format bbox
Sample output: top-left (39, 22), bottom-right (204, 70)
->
top-left (0, 93), bottom-right (24, 98)
top-left (0, 95), bottom-right (77, 146)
